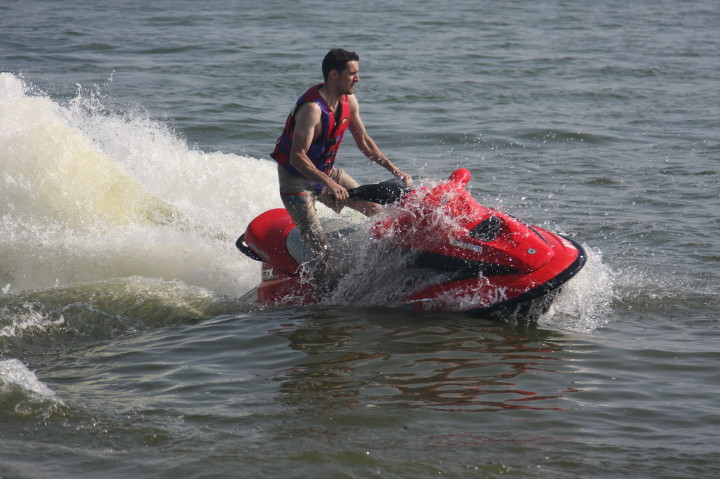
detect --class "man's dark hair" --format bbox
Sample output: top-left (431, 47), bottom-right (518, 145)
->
top-left (322, 49), bottom-right (359, 81)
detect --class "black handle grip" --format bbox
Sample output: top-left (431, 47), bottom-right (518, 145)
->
top-left (235, 234), bottom-right (263, 262)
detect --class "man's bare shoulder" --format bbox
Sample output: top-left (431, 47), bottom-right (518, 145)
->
top-left (295, 101), bottom-right (322, 121)
top-left (347, 93), bottom-right (359, 107)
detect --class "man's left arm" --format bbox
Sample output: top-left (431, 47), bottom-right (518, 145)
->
top-left (348, 95), bottom-right (412, 185)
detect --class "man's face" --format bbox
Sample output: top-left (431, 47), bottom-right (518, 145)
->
top-left (337, 61), bottom-right (360, 95)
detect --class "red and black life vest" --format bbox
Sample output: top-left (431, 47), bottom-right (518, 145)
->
top-left (271, 84), bottom-right (351, 177)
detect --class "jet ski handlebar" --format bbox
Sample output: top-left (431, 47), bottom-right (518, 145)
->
top-left (347, 169), bottom-right (471, 205)
top-left (347, 178), bottom-right (413, 205)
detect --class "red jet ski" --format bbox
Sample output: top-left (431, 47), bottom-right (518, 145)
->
top-left (236, 168), bottom-right (586, 321)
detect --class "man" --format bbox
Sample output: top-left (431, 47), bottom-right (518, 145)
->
top-left (271, 48), bottom-right (412, 288)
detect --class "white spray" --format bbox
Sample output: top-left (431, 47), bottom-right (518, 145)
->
top-left (0, 73), bottom-right (280, 296)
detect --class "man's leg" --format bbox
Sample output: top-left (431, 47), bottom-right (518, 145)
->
top-left (278, 166), bottom-right (330, 293)
top-left (282, 194), bottom-right (328, 293)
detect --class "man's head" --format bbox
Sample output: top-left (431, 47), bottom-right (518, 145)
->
top-left (322, 49), bottom-right (360, 82)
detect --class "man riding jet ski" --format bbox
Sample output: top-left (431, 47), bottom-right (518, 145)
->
top-left (237, 168), bottom-right (587, 322)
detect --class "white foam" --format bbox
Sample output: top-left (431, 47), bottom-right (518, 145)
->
top-left (0, 358), bottom-right (64, 404)
top-left (0, 302), bottom-right (65, 337)
top-left (540, 245), bottom-right (615, 332)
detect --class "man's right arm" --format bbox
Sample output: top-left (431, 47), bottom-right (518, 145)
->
top-left (288, 103), bottom-right (349, 200)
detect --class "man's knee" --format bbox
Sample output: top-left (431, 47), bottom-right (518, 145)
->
top-left (282, 194), bottom-right (327, 255)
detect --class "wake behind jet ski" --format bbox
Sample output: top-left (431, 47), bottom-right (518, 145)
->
top-left (236, 168), bottom-right (586, 321)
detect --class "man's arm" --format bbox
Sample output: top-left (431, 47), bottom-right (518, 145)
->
top-left (348, 94), bottom-right (412, 185)
top-left (288, 103), bottom-right (349, 200)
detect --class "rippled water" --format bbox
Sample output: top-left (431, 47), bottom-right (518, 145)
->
top-left (1, 0), bottom-right (719, 477)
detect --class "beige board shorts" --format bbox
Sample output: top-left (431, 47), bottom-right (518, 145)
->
top-left (278, 165), bottom-right (369, 258)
